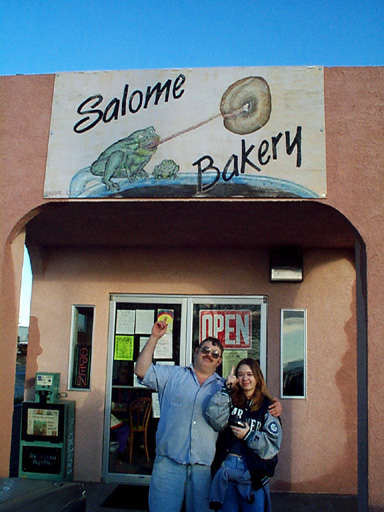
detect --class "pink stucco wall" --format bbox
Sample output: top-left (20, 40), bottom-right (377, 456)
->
top-left (0, 73), bottom-right (54, 476)
top-left (324, 67), bottom-right (384, 508)
top-left (26, 246), bottom-right (356, 489)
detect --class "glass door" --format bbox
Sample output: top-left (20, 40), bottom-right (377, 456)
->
top-left (103, 294), bottom-right (267, 483)
top-left (103, 295), bottom-right (187, 483)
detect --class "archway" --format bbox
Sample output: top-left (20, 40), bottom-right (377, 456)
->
top-left (11, 199), bottom-right (365, 503)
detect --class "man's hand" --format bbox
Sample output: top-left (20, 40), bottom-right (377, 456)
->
top-left (269, 398), bottom-right (282, 417)
top-left (152, 320), bottom-right (168, 338)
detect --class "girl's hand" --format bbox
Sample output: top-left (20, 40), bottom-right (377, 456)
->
top-left (226, 366), bottom-right (238, 390)
top-left (230, 423), bottom-right (250, 440)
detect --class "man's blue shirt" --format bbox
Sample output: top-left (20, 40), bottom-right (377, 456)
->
top-left (142, 363), bottom-right (224, 466)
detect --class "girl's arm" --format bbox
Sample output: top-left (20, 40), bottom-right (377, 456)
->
top-left (244, 411), bottom-right (282, 459)
top-left (205, 388), bottom-right (232, 431)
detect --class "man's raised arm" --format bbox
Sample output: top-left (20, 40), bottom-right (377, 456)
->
top-left (134, 320), bottom-right (168, 379)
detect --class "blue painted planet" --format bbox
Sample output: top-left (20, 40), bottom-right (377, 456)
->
top-left (69, 168), bottom-right (319, 199)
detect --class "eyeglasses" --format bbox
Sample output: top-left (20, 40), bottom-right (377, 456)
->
top-left (200, 345), bottom-right (221, 359)
top-left (237, 371), bottom-right (254, 378)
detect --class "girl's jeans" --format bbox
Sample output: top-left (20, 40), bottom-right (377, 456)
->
top-left (210, 454), bottom-right (271, 512)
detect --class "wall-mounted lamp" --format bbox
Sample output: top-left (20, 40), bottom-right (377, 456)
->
top-left (270, 246), bottom-right (303, 282)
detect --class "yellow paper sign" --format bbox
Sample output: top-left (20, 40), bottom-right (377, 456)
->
top-left (114, 335), bottom-right (134, 361)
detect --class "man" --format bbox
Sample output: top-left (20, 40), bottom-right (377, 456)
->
top-left (135, 320), bottom-right (281, 512)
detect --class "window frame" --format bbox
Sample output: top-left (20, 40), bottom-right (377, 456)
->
top-left (280, 308), bottom-right (307, 399)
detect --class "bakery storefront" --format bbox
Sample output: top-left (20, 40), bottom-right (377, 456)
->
top-left (1, 66), bottom-right (383, 509)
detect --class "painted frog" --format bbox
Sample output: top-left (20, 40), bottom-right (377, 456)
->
top-left (152, 159), bottom-right (180, 180)
top-left (90, 126), bottom-right (160, 191)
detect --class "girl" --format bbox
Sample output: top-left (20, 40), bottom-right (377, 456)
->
top-left (206, 359), bottom-right (282, 512)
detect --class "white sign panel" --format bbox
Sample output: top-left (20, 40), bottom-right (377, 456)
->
top-left (44, 66), bottom-right (326, 199)
top-left (200, 309), bottom-right (252, 348)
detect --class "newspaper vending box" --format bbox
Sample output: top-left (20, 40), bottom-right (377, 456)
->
top-left (19, 372), bottom-right (75, 480)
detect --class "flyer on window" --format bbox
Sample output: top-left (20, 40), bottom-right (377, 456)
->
top-left (135, 310), bottom-right (155, 334)
top-left (154, 309), bottom-right (174, 359)
top-left (114, 335), bottom-right (134, 361)
top-left (116, 309), bottom-right (135, 334)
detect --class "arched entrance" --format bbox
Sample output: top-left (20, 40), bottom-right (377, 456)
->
top-left (13, 199), bottom-right (365, 504)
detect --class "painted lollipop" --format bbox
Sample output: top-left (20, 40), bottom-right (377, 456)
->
top-left (220, 76), bottom-right (271, 135)
top-left (158, 76), bottom-right (272, 146)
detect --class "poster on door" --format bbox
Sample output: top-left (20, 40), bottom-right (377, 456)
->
top-left (199, 310), bottom-right (252, 349)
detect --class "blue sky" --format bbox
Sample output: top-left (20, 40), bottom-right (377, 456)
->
top-left (19, 248), bottom-right (32, 326)
top-left (4, 0), bottom-right (382, 325)
top-left (1, 0), bottom-right (383, 77)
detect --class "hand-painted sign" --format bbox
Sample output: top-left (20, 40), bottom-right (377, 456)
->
top-left (44, 66), bottom-right (326, 199)
top-left (200, 310), bottom-right (252, 348)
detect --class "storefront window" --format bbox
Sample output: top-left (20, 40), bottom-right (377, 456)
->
top-left (68, 305), bottom-right (94, 390)
top-left (281, 309), bottom-right (306, 398)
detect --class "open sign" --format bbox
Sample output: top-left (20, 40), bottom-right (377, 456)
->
top-left (199, 310), bottom-right (252, 348)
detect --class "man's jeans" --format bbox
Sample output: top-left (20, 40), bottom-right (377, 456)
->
top-left (149, 455), bottom-right (211, 512)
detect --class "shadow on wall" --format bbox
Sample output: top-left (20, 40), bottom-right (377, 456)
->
top-left (24, 316), bottom-right (42, 401)
top-left (10, 316), bottom-right (41, 477)
top-left (336, 280), bottom-right (358, 477)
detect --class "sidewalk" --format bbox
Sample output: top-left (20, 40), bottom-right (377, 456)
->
top-left (0, 477), bottom-right (358, 512)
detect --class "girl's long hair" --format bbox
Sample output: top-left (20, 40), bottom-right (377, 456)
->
top-left (231, 358), bottom-right (273, 411)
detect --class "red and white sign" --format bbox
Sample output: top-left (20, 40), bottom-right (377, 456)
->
top-left (199, 310), bottom-right (252, 348)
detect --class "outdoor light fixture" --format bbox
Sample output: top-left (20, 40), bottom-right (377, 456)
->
top-left (270, 246), bottom-right (303, 282)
